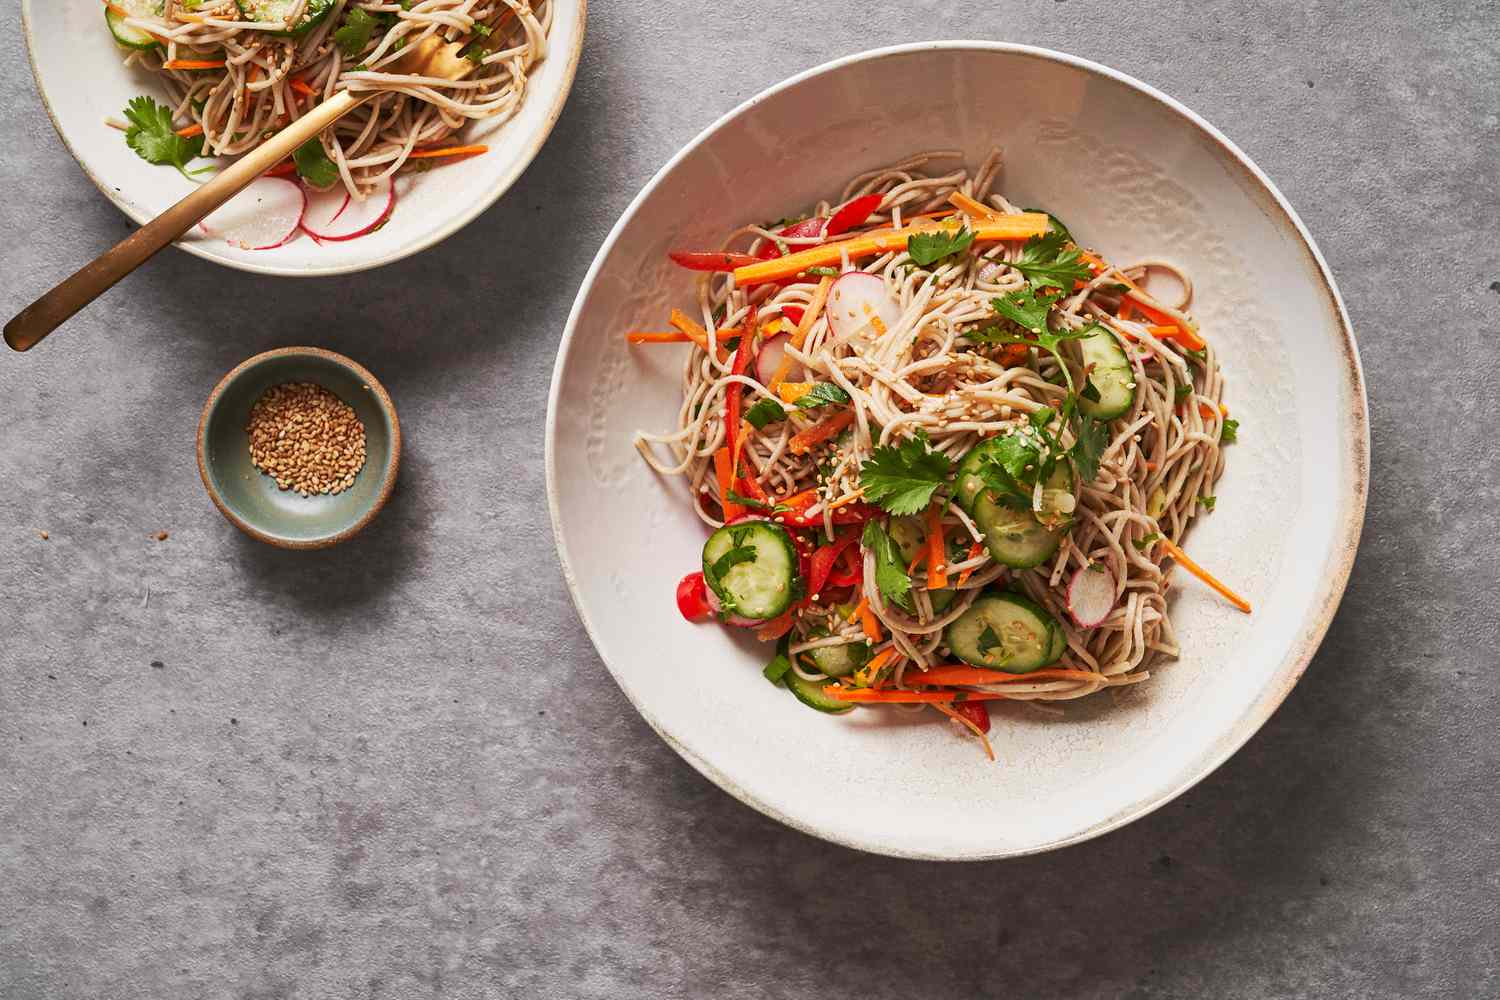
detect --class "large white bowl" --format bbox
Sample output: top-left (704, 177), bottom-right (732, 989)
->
top-left (546, 42), bottom-right (1368, 860)
top-left (22, 0), bottom-right (585, 276)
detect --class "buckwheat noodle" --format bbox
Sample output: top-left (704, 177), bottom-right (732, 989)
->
top-left (636, 151), bottom-right (1228, 705)
top-left (112, 0), bottom-right (551, 197)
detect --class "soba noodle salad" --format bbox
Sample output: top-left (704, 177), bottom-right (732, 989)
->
top-left (631, 151), bottom-right (1250, 759)
top-left (102, 0), bottom-right (549, 205)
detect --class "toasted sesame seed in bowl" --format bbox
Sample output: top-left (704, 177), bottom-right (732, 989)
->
top-left (197, 348), bottom-right (400, 550)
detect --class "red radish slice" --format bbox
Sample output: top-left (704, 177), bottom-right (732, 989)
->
top-left (826, 271), bottom-right (902, 340)
top-left (300, 178), bottom-right (395, 242)
top-left (199, 177), bottom-right (305, 250)
top-left (755, 332), bottom-right (803, 384)
top-left (1067, 565), bottom-right (1117, 628)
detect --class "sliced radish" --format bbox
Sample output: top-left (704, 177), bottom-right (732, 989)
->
top-left (826, 271), bottom-right (902, 340)
top-left (199, 177), bottom-right (305, 251)
top-left (755, 332), bottom-right (803, 384)
top-left (300, 178), bottom-right (395, 242)
top-left (1067, 565), bottom-right (1117, 628)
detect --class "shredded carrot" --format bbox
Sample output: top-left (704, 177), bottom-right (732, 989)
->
top-left (668, 309), bottom-right (732, 363)
top-left (1159, 538), bottom-right (1252, 613)
top-left (163, 59), bottom-right (226, 70)
top-left (1077, 249), bottom-right (1107, 275)
top-left (932, 702), bottom-right (996, 761)
top-left (175, 122), bottom-right (204, 138)
top-left (776, 381), bottom-right (816, 404)
top-left (1118, 298), bottom-right (1137, 321)
top-left (754, 611), bottom-right (795, 642)
top-left (924, 503), bottom-right (948, 590)
top-left (954, 541), bottom-right (985, 588)
top-left (998, 343), bottom-right (1030, 368)
top-left (904, 665), bottom-right (1112, 687)
top-left (824, 687), bottom-right (1010, 704)
top-left (770, 276), bottom-right (832, 390)
top-left (788, 410), bottom-right (854, 456)
top-left (947, 191), bottom-right (1003, 220)
top-left (713, 448), bottom-right (744, 522)
top-left (1146, 324), bottom-right (1180, 339)
top-left (626, 331), bottom-right (692, 344)
top-left (734, 216), bottom-right (1050, 287)
top-left (849, 597), bottom-right (883, 643)
top-left (1197, 401), bottom-right (1219, 421)
top-left (289, 76), bottom-right (317, 97)
top-left (263, 160), bottom-right (296, 177)
top-left (407, 144), bottom-right (489, 160)
top-left (825, 491), bottom-right (864, 511)
top-left (730, 419), bottom-right (752, 482)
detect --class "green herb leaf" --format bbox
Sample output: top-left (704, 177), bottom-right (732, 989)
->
top-left (1174, 382), bottom-right (1192, 404)
top-left (292, 137), bottom-right (339, 189)
top-left (333, 7), bottom-right (380, 56)
top-left (1133, 532), bottom-right (1161, 552)
top-left (859, 430), bottom-right (954, 516)
top-left (1070, 414), bottom-right (1108, 483)
top-left (970, 431), bottom-right (1044, 505)
top-left (977, 625), bottom-right (1002, 655)
top-left (804, 266), bottom-right (840, 277)
top-left (710, 545), bottom-right (757, 580)
top-left (794, 383), bottom-right (852, 410)
top-left (762, 636), bottom-right (794, 686)
top-left (861, 521), bottom-right (914, 612)
top-left (1198, 495), bottom-right (1217, 511)
top-left (907, 226), bottom-right (975, 266)
top-left (1000, 231), bottom-right (1092, 290)
top-left (726, 490), bottom-right (789, 513)
top-left (1023, 208), bottom-right (1073, 244)
top-left (1221, 418), bottom-right (1239, 444)
top-left (987, 286), bottom-right (1059, 333)
top-left (1029, 406), bottom-right (1056, 430)
top-left (122, 96), bottom-right (205, 182)
top-left (743, 397), bottom-right (786, 430)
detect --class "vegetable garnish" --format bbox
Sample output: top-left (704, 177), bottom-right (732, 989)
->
top-left (333, 7), bottom-right (383, 57)
top-left (1221, 418), bottom-right (1240, 443)
top-left (743, 397), bottom-right (786, 430)
top-left (858, 430), bottom-right (954, 515)
top-left (732, 215), bottom-right (1050, 286)
top-left (1158, 538), bottom-right (1251, 613)
top-left (861, 521), bottom-right (914, 613)
top-left (947, 190), bottom-right (1002, 220)
top-left (788, 410), bottom-right (854, 456)
top-left (904, 665), bottom-right (1118, 686)
top-left (292, 137), bottom-right (339, 189)
top-left (406, 144), bottom-right (490, 159)
top-left (792, 382), bottom-right (853, 410)
top-left (669, 309), bottom-right (732, 363)
top-left (997, 230), bottom-right (1094, 291)
top-left (906, 225), bottom-right (975, 266)
top-left (823, 687), bottom-right (1010, 704)
top-left (713, 447), bottom-right (744, 522)
top-left (668, 250), bottom-right (763, 272)
top-left (769, 276), bottom-right (832, 390)
top-left (161, 58), bottom-right (227, 70)
top-left (933, 701), bottom-right (995, 760)
top-left (122, 96), bottom-right (206, 181)
top-left (924, 503), bottom-right (949, 590)
top-left (762, 637), bottom-right (795, 685)
top-left (626, 331), bottom-right (693, 344)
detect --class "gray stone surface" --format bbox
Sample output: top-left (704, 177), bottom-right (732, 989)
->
top-left (2, 1), bottom-right (1497, 997)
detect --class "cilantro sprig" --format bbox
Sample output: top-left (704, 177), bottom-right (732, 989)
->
top-left (906, 226), bottom-right (975, 267)
top-left (999, 231), bottom-right (1093, 291)
top-left (861, 520), bottom-right (914, 612)
top-left (858, 430), bottom-right (954, 516)
top-left (122, 96), bottom-right (206, 181)
top-left (793, 383), bottom-right (852, 410)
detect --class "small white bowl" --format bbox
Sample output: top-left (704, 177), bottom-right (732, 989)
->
top-left (547, 42), bottom-right (1369, 860)
top-left (22, 0), bottom-right (586, 277)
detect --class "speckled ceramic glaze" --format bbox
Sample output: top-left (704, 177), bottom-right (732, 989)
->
top-left (547, 43), bottom-right (1368, 860)
top-left (22, 0), bottom-right (586, 276)
top-left (198, 348), bottom-right (400, 549)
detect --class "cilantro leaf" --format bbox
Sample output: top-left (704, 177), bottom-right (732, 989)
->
top-left (1221, 418), bottom-right (1239, 444)
top-left (794, 383), bottom-right (852, 410)
top-left (859, 430), bottom-right (954, 516)
top-left (726, 490), bottom-right (788, 513)
top-left (1070, 414), bottom-right (1108, 483)
top-left (988, 286), bottom-right (1058, 334)
top-left (333, 7), bottom-right (380, 57)
top-left (1023, 208), bottom-right (1073, 244)
top-left (861, 521), bottom-right (914, 612)
top-left (743, 397), bottom-right (786, 430)
top-left (1174, 382), bottom-right (1192, 404)
top-left (970, 432), bottom-right (1043, 505)
top-left (1001, 231), bottom-right (1092, 290)
top-left (978, 625), bottom-right (1002, 655)
top-left (1029, 406), bottom-right (1056, 430)
top-left (1133, 532), bottom-right (1161, 552)
top-left (292, 138), bottom-right (339, 189)
top-left (122, 96), bottom-right (205, 181)
top-left (710, 545), bottom-right (757, 580)
top-left (1198, 495), bottom-right (1217, 511)
top-left (907, 226), bottom-right (975, 266)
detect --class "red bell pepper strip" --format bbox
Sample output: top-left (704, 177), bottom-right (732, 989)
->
top-left (776, 488), bottom-right (879, 528)
top-left (825, 193), bottom-right (882, 236)
top-left (804, 529), bottom-right (861, 603)
top-left (754, 609), bottom-right (796, 641)
top-left (825, 545), bottom-right (863, 587)
top-left (780, 305), bottom-right (805, 326)
top-left (953, 700), bottom-right (991, 734)
top-left (668, 250), bottom-right (762, 272)
top-left (676, 572), bottom-right (712, 621)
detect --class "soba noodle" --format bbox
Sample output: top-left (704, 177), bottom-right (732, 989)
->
top-left (636, 150), bottom-right (1230, 710)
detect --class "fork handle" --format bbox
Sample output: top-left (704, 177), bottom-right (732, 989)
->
top-left (5, 89), bottom-right (367, 353)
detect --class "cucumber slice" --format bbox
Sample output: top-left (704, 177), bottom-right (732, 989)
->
top-left (701, 520), bottom-right (800, 621)
top-left (105, 0), bottom-right (164, 50)
top-left (967, 462), bottom-right (1073, 568)
top-left (888, 515), bottom-right (925, 565)
top-left (945, 593), bottom-right (1061, 673)
top-left (786, 671), bottom-right (854, 714)
top-left (235, 0), bottom-right (335, 35)
top-left (803, 642), bottom-right (870, 678)
top-left (1046, 619), bottom-right (1068, 662)
top-left (1077, 326), bottom-right (1135, 420)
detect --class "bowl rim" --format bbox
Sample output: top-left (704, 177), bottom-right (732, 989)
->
top-left (544, 40), bottom-right (1369, 859)
top-left (21, 0), bottom-right (587, 278)
top-left (197, 346), bottom-right (402, 550)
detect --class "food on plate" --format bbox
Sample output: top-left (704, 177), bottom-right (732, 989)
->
top-left (102, 0), bottom-right (551, 245)
top-left (631, 151), bottom-right (1249, 759)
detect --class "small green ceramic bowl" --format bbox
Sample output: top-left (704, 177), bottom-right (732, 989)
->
top-left (197, 347), bottom-right (400, 549)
